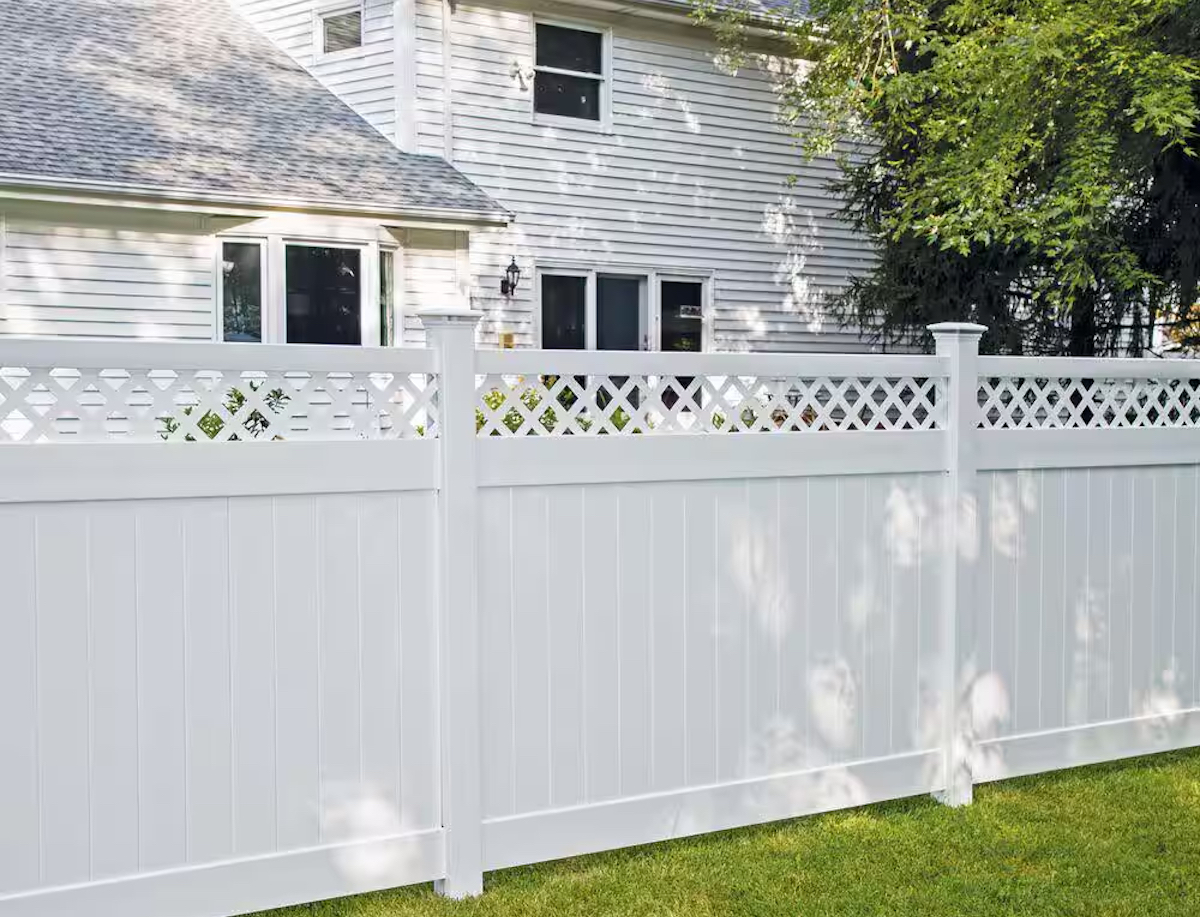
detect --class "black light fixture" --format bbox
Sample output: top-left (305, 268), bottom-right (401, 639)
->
top-left (500, 257), bottom-right (521, 296)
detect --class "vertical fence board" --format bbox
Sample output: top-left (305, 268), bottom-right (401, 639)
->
top-left (1086, 470), bottom-right (1113, 725)
top-left (804, 479), bottom-right (841, 766)
top-left (684, 483), bottom-right (720, 788)
top-left (617, 486), bottom-right (653, 797)
top-left (1152, 468), bottom-right (1179, 712)
top-left (358, 495), bottom-right (403, 832)
top-left (651, 484), bottom-right (688, 791)
top-left (229, 497), bottom-right (278, 856)
top-left (135, 503), bottom-right (188, 871)
top-left (547, 486), bottom-right (585, 807)
top-left (1107, 471), bottom-right (1134, 722)
top-left (1038, 472), bottom-right (1067, 732)
top-left (0, 509), bottom-right (41, 893)
top-left (479, 489), bottom-right (515, 819)
top-left (1129, 471), bottom-right (1156, 716)
top-left (182, 499), bottom-right (233, 865)
top-left (398, 490), bottom-right (440, 832)
top-left (273, 498), bottom-right (321, 850)
top-left (511, 488), bottom-right (552, 812)
top-left (1013, 471), bottom-right (1043, 736)
top-left (714, 482), bottom-right (749, 782)
top-left (318, 496), bottom-right (364, 837)
top-left (582, 485), bottom-right (621, 803)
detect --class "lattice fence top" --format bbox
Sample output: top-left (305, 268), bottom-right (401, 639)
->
top-left (978, 375), bottom-right (1200, 429)
top-left (475, 372), bottom-right (942, 436)
top-left (0, 365), bottom-right (438, 443)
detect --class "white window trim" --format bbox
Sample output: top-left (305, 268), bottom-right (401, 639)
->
top-left (534, 263), bottom-right (714, 352)
top-left (314, 0), bottom-right (365, 60)
top-left (530, 18), bottom-right (612, 132)
top-left (216, 235), bottom-right (383, 346)
top-left (215, 237), bottom-right (267, 344)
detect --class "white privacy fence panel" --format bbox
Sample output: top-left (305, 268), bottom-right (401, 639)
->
top-left (5, 326), bottom-right (1200, 917)
top-left (476, 474), bottom-right (945, 827)
top-left (0, 340), bottom-right (438, 442)
top-left (0, 490), bottom-right (443, 909)
top-left (476, 351), bottom-right (945, 435)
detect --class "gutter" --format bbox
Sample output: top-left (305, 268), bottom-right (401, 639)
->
top-left (0, 173), bottom-right (514, 228)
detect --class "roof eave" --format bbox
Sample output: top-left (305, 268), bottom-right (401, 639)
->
top-left (0, 173), bottom-right (514, 228)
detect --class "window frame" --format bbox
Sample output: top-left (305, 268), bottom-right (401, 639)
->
top-left (530, 18), bottom-right (612, 132)
top-left (535, 263), bottom-right (713, 352)
top-left (215, 237), bottom-right (267, 344)
top-left (314, 1), bottom-right (365, 59)
top-left (214, 234), bottom-right (388, 346)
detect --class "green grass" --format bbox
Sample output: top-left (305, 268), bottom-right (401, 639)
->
top-left (251, 750), bottom-right (1200, 917)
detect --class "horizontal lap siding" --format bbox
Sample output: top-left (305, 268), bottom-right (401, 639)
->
top-left (0, 213), bottom-right (215, 339)
top-left (415, 0), bottom-right (447, 156)
top-left (401, 228), bottom-right (467, 345)
top-left (233, 0), bottom-right (396, 141)
top-left (444, 6), bottom-right (875, 351)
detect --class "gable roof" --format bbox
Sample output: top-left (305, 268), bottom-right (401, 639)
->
top-left (0, 0), bottom-right (509, 224)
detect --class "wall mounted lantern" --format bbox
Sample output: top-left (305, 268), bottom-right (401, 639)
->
top-left (500, 257), bottom-right (521, 297)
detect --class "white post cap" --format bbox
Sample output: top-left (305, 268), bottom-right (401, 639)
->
top-left (418, 306), bottom-right (482, 327)
top-left (927, 322), bottom-right (988, 337)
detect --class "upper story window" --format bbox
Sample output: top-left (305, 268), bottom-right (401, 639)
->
top-left (320, 6), bottom-right (362, 55)
top-left (533, 23), bottom-right (606, 122)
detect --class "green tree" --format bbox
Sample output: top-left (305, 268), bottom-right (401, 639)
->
top-left (699, 0), bottom-right (1200, 354)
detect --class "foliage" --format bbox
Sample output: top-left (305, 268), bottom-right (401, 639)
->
top-left (249, 749), bottom-right (1200, 916)
top-left (697, 0), bottom-right (1200, 354)
top-left (160, 382), bottom-right (290, 441)
top-left (476, 377), bottom-right (634, 434)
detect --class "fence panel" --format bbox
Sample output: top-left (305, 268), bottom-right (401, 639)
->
top-left (4, 326), bottom-right (1200, 916)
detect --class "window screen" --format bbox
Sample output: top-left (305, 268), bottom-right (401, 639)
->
top-left (534, 24), bottom-right (603, 121)
top-left (323, 9), bottom-right (362, 54)
top-left (541, 275), bottom-right (587, 349)
top-left (222, 242), bottom-right (262, 343)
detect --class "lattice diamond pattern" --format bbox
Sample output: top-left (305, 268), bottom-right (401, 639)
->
top-left (476, 373), bottom-right (942, 436)
top-left (978, 376), bottom-right (1200, 429)
top-left (0, 367), bottom-right (437, 442)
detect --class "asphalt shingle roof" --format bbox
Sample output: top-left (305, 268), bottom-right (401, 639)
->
top-left (0, 0), bottom-right (509, 221)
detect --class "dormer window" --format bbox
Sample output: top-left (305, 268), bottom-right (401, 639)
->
top-left (319, 5), bottom-right (362, 55)
top-left (533, 23), bottom-right (607, 124)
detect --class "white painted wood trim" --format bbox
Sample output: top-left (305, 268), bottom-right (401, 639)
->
top-left (976, 427), bottom-right (1200, 471)
top-left (476, 348), bottom-right (947, 378)
top-left (0, 441), bottom-right (439, 502)
top-left (977, 709), bottom-right (1200, 784)
top-left (0, 829), bottom-right (443, 917)
top-left (476, 431), bottom-right (945, 488)
top-left (441, 0), bottom-right (455, 160)
top-left (394, 0), bottom-right (418, 151)
top-left (481, 750), bottom-right (939, 871)
top-left (0, 338), bottom-right (437, 372)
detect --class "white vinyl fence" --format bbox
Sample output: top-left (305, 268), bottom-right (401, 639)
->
top-left (2, 313), bottom-right (1199, 917)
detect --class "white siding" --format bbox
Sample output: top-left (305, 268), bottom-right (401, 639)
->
top-left (0, 207), bottom-right (215, 340)
top-left (440, 4), bottom-right (875, 351)
top-left (415, 0), bottom-right (448, 156)
top-left (232, 0), bottom-right (397, 141)
top-left (401, 228), bottom-right (468, 345)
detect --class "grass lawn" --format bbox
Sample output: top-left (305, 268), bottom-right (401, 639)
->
top-left (251, 749), bottom-right (1200, 917)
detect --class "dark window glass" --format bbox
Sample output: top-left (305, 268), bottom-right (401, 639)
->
top-left (286, 246), bottom-right (362, 345)
top-left (661, 281), bottom-right (703, 353)
top-left (536, 24), bottom-right (602, 73)
top-left (534, 71), bottom-right (601, 120)
top-left (596, 275), bottom-right (644, 351)
top-left (541, 275), bottom-right (586, 349)
top-left (222, 242), bottom-right (262, 343)
top-left (323, 10), bottom-right (362, 53)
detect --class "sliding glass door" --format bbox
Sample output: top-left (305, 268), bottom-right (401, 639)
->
top-left (285, 245), bottom-right (362, 345)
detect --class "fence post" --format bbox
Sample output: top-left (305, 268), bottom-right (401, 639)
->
top-left (421, 306), bottom-right (484, 897)
top-left (929, 321), bottom-right (986, 808)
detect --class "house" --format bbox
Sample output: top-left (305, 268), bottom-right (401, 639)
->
top-left (0, 0), bottom-right (509, 348)
top-left (0, 0), bottom-right (875, 352)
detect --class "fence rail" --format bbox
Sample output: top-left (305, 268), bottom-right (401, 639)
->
top-left (2, 316), bottom-right (1199, 917)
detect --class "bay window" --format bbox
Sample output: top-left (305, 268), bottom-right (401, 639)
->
top-left (218, 238), bottom-right (397, 346)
